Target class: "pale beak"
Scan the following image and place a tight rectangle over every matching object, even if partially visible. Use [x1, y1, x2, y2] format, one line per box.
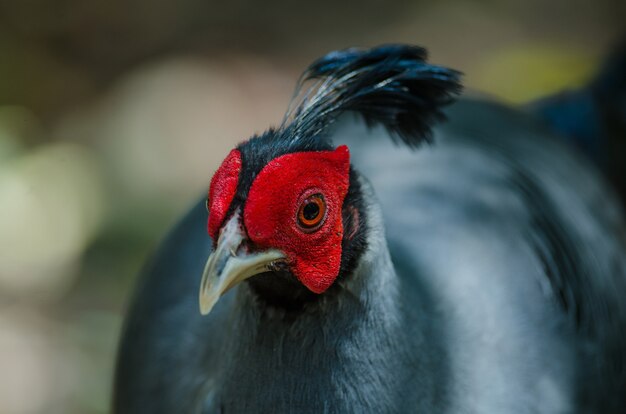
[199, 210, 286, 315]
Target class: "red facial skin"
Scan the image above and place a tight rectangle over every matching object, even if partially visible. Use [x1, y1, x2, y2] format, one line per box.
[207, 149, 242, 241]
[244, 146, 351, 293]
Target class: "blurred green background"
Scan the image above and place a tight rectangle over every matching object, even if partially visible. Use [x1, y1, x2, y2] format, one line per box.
[0, 0, 624, 412]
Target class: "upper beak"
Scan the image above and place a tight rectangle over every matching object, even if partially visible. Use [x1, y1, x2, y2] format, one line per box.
[199, 210, 286, 315]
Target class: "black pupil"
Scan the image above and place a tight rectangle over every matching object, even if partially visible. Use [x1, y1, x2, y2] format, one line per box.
[303, 201, 320, 221]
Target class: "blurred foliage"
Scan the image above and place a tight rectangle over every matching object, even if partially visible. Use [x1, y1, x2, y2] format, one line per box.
[472, 46, 597, 103]
[0, 0, 624, 413]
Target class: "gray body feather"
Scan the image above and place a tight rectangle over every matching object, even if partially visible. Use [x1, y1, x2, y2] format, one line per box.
[114, 99, 626, 413]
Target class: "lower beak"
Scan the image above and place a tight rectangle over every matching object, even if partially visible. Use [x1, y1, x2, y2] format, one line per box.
[199, 211, 286, 315]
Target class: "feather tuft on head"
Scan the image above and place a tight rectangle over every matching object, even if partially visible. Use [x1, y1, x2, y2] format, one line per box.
[280, 44, 463, 147]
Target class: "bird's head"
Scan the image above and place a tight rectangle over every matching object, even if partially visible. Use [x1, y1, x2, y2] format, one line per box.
[199, 45, 461, 315]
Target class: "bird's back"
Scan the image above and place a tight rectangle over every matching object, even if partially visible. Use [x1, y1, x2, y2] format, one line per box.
[338, 98, 626, 411]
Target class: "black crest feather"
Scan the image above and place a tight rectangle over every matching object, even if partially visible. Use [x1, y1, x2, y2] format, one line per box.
[280, 44, 463, 147]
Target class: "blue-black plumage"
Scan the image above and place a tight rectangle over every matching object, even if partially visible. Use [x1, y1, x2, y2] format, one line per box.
[113, 45, 626, 413]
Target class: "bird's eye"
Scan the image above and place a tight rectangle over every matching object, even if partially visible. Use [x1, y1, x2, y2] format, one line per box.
[297, 194, 326, 231]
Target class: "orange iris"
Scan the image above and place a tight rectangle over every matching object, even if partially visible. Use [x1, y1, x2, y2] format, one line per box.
[297, 194, 326, 230]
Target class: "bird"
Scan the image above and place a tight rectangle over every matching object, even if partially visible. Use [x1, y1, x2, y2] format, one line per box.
[113, 44, 626, 413]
